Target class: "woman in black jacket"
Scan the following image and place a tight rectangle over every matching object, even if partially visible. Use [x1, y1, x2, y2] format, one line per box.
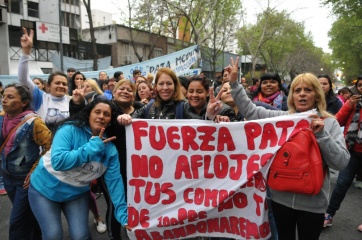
[318, 74, 342, 115]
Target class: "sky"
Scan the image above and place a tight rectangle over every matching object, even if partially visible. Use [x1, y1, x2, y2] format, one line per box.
[92, 0, 334, 53]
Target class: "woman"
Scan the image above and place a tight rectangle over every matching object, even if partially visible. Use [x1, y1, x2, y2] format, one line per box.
[118, 68, 200, 122]
[219, 81, 245, 121]
[69, 78, 108, 234]
[28, 98, 130, 239]
[317, 74, 342, 114]
[68, 71, 86, 96]
[1, 83, 52, 240]
[324, 76, 362, 231]
[252, 72, 288, 110]
[186, 75, 235, 121]
[213, 57, 350, 240]
[100, 79, 144, 240]
[70, 79, 105, 115]
[337, 87, 352, 104]
[135, 80, 154, 104]
[19, 28, 70, 131]
[32, 78, 46, 92]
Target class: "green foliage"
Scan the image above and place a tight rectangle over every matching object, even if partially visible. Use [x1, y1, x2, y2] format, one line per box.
[236, 8, 326, 78]
[329, 16, 362, 81]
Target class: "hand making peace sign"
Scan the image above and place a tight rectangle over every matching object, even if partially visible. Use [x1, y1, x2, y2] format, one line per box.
[206, 87, 224, 120]
[20, 27, 34, 55]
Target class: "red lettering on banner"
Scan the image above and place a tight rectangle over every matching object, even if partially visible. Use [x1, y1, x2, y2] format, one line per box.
[129, 179, 176, 204]
[132, 121, 148, 150]
[245, 122, 262, 150]
[247, 154, 260, 180]
[253, 193, 264, 216]
[276, 120, 295, 145]
[290, 119, 310, 136]
[183, 188, 219, 207]
[128, 207, 150, 228]
[181, 126, 199, 151]
[219, 191, 248, 211]
[254, 172, 266, 192]
[135, 216, 271, 239]
[240, 170, 267, 192]
[132, 122, 237, 151]
[131, 155, 163, 178]
[259, 123, 278, 149]
[197, 126, 216, 151]
[175, 154, 246, 180]
[260, 153, 274, 167]
[168, 126, 181, 149]
[245, 119, 310, 150]
[149, 126, 166, 150]
[217, 127, 236, 151]
[229, 154, 247, 180]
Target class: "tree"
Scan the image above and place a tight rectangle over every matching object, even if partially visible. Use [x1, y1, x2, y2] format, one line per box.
[125, 0, 167, 62]
[328, 16, 362, 82]
[83, 0, 98, 70]
[236, 6, 289, 78]
[162, 0, 219, 46]
[199, 0, 243, 77]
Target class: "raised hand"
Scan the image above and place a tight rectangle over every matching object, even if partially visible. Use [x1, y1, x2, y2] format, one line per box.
[206, 87, 223, 120]
[20, 27, 34, 55]
[98, 128, 116, 143]
[72, 85, 85, 105]
[225, 57, 239, 83]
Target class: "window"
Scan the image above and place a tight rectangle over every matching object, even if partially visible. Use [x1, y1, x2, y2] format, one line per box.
[28, 1, 39, 18]
[5, 0, 23, 14]
[154, 48, 163, 58]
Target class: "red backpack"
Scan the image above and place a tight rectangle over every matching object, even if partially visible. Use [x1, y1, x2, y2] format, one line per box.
[267, 128, 326, 195]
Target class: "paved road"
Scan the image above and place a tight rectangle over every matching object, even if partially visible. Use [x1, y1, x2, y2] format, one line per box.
[0, 171, 361, 239]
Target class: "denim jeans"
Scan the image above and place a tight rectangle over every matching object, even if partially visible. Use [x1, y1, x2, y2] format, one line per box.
[327, 150, 362, 216]
[3, 174, 41, 240]
[28, 184, 92, 240]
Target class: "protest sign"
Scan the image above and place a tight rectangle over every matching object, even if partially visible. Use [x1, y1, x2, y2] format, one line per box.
[126, 112, 313, 239]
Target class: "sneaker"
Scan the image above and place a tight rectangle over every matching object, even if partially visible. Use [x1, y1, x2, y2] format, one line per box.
[324, 213, 333, 227]
[355, 181, 362, 189]
[94, 219, 107, 233]
[0, 189, 7, 195]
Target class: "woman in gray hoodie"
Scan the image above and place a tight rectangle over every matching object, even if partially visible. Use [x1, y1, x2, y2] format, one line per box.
[209, 57, 350, 240]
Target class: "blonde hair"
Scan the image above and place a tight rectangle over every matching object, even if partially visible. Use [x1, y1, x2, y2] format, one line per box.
[287, 73, 333, 118]
[113, 79, 136, 94]
[85, 79, 103, 95]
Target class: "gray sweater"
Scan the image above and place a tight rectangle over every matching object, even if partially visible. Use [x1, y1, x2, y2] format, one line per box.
[230, 81, 350, 213]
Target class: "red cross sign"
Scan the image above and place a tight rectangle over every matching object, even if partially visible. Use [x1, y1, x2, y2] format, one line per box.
[38, 23, 48, 33]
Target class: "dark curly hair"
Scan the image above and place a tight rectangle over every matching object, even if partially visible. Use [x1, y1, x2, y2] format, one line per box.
[3, 83, 33, 111]
[54, 98, 117, 135]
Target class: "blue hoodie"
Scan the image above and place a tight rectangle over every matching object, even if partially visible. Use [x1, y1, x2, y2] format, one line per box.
[30, 123, 128, 225]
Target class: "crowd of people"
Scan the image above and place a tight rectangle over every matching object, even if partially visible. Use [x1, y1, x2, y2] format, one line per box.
[0, 27, 360, 240]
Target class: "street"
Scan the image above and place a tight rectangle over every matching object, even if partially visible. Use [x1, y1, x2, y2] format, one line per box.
[0, 171, 361, 239]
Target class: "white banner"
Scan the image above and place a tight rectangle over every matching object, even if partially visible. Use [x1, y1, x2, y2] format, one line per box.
[125, 112, 314, 239]
[36, 22, 70, 44]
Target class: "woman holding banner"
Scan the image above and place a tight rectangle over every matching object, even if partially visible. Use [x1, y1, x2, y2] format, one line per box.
[117, 67, 201, 122]
[208, 57, 350, 240]
[185, 75, 236, 121]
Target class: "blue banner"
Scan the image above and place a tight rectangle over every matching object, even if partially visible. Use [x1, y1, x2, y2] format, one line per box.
[0, 45, 200, 85]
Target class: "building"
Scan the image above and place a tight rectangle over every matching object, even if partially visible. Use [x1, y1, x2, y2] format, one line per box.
[0, 0, 83, 74]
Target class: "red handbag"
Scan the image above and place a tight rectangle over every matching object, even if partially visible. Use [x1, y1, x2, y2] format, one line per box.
[267, 128, 326, 195]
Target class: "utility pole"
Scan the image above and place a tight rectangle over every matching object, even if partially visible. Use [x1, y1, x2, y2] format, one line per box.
[59, 0, 64, 72]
